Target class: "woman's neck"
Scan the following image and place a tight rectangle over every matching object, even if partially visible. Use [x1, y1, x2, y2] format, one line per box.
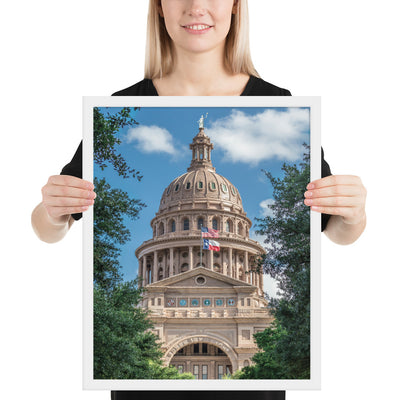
[153, 47, 249, 96]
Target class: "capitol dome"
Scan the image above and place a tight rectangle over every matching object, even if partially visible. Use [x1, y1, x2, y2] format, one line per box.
[159, 128, 243, 214]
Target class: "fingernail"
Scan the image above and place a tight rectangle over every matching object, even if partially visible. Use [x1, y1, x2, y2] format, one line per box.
[307, 183, 314, 189]
[304, 191, 312, 198]
[304, 199, 313, 205]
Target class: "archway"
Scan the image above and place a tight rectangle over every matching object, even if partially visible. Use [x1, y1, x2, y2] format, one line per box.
[164, 334, 238, 378]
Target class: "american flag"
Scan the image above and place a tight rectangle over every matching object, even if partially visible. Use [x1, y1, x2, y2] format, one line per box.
[201, 227, 219, 238]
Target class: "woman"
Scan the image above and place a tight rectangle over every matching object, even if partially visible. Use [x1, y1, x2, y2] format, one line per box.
[32, 1, 367, 399]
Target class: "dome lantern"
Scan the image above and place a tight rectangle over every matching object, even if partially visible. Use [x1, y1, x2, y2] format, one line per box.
[188, 115, 214, 172]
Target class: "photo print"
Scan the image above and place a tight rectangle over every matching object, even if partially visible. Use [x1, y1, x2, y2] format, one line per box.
[83, 96, 321, 390]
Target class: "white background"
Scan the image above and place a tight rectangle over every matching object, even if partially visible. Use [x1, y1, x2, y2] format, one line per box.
[1, 1, 399, 400]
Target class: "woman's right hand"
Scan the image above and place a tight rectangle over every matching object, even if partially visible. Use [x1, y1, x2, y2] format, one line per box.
[41, 175, 96, 223]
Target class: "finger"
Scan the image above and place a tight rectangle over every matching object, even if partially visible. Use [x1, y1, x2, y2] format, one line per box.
[304, 185, 362, 199]
[43, 185, 96, 200]
[44, 196, 95, 208]
[304, 196, 363, 208]
[45, 205, 91, 219]
[48, 175, 94, 190]
[307, 175, 362, 190]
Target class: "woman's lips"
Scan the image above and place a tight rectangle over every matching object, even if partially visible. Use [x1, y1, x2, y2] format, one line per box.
[182, 24, 213, 34]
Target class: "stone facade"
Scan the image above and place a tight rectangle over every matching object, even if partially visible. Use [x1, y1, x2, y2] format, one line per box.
[135, 123, 273, 379]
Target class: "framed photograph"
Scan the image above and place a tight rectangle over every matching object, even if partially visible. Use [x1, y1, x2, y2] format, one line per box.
[83, 96, 321, 390]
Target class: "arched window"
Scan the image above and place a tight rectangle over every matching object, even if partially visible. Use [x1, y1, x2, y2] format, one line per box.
[198, 218, 204, 230]
[226, 220, 231, 233]
[238, 222, 243, 236]
[183, 218, 189, 231]
[170, 220, 176, 232]
[159, 222, 164, 235]
[212, 218, 218, 230]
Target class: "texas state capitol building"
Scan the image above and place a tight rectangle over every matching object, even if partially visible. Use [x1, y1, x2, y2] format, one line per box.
[135, 116, 273, 379]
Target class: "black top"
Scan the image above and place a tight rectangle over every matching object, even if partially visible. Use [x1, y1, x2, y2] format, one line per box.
[61, 76, 331, 400]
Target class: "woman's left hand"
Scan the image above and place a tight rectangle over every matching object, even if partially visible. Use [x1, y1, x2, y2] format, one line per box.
[304, 175, 367, 244]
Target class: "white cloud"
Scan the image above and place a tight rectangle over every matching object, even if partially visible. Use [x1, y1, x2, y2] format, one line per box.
[259, 198, 275, 218]
[207, 108, 309, 165]
[125, 125, 177, 155]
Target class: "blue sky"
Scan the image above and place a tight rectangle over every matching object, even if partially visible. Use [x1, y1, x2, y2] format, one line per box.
[94, 106, 310, 296]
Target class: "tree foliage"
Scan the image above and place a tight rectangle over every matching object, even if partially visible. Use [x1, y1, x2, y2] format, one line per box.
[94, 107, 142, 180]
[237, 146, 311, 379]
[94, 279, 194, 379]
[93, 177, 145, 291]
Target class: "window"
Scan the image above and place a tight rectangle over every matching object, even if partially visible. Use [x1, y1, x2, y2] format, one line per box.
[198, 218, 204, 230]
[193, 365, 199, 379]
[221, 183, 228, 193]
[183, 218, 189, 231]
[175, 184, 180, 191]
[212, 218, 218, 230]
[218, 365, 224, 379]
[198, 181, 203, 189]
[170, 220, 176, 232]
[177, 365, 184, 373]
[211, 182, 216, 190]
[159, 223, 164, 235]
[231, 186, 236, 195]
[194, 344, 199, 354]
[202, 343, 208, 354]
[202, 365, 208, 380]
[186, 182, 191, 189]
[226, 220, 231, 232]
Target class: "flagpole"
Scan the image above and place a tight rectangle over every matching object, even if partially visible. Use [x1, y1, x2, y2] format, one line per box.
[200, 224, 203, 268]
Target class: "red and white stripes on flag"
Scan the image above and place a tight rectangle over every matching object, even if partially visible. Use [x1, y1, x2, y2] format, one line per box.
[201, 227, 219, 238]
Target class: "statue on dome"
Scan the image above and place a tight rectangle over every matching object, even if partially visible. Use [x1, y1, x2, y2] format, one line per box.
[198, 113, 208, 129]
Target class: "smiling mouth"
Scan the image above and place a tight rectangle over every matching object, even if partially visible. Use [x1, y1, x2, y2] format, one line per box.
[182, 24, 213, 31]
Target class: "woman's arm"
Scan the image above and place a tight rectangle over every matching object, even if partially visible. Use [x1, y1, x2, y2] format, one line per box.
[31, 175, 96, 243]
[304, 175, 367, 245]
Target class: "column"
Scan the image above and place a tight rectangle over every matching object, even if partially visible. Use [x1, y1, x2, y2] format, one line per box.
[169, 248, 174, 277]
[228, 247, 233, 278]
[235, 252, 239, 279]
[153, 250, 158, 283]
[211, 360, 216, 380]
[189, 246, 193, 270]
[138, 258, 143, 287]
[143, 255, 147, 286]
[244, 251, 249, 284]
[222, 249, 227, 275]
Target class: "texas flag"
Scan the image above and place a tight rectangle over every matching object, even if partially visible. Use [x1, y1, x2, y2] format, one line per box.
[203, 239, 220, 252]
[201, 227, 219, 238]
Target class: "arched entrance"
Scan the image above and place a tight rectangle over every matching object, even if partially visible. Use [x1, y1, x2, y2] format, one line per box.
[164, 335, 237, 379]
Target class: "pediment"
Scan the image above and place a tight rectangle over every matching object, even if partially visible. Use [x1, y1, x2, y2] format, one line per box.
[148, 267, 253, 289]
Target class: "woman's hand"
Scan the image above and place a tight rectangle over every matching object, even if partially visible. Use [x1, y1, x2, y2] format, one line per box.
[41, 175, 96, 223]
[32, 175, 96, 243]
[304, 175, 367, 244]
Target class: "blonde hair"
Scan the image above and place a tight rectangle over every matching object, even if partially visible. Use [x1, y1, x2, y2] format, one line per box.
[144, 0, 260, 79]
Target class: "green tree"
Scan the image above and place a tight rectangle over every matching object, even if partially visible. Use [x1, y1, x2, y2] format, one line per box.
[93, 279, 195, 379]
[94, 106, 142, 180]
[94, 177, 145, 291]
[238, 147, 311, 379]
